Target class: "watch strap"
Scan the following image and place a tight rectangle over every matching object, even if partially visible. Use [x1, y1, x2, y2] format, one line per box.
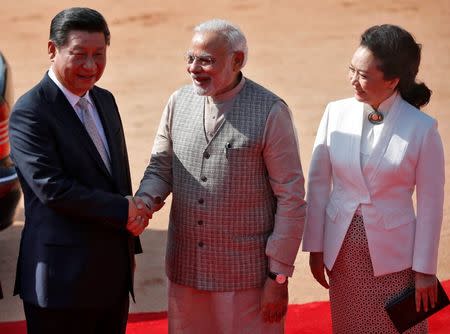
[268, 271, 278, 280]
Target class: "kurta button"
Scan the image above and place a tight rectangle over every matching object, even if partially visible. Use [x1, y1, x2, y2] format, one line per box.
[198, 198, 204, 204]
[203, 152, 210, 159]
[198, 220, 203, 225]
[201, 176, 207, 182]
[198, 241, 204, 247]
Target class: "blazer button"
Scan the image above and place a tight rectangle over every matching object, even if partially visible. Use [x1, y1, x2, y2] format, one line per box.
[198, 198, 204, 204]
[201, 176, 207, 182]
[203, 152, 210, 159]
[198, 241, 204, 248]
[198, 220, 203, 226]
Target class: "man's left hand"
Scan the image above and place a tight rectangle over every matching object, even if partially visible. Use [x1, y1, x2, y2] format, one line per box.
[261, 277, 288, 323]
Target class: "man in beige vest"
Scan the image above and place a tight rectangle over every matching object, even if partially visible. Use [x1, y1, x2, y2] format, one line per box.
[136, 19, 306, 333]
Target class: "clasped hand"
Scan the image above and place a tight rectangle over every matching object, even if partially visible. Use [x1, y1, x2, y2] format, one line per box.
[126, 195, 152, 236]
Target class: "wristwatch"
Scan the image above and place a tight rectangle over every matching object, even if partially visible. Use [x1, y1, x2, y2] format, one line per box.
[268, 271, 287, 284]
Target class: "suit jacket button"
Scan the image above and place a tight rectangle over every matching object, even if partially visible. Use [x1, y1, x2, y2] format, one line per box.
[201, 176, 207, 182]
[198, 198, 204, 204]
[203, 152, 210, 159]
[198, 220, 203, 226]
[198, 241, 204, 247]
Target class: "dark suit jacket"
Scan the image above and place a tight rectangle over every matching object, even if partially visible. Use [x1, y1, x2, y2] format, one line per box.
[9, 73, 141, 309]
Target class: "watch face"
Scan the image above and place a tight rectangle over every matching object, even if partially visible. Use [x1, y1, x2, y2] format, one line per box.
[276, 274, 287, 284]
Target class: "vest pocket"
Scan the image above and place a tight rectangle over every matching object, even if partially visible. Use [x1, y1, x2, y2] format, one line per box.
[225, 146, 255, 161]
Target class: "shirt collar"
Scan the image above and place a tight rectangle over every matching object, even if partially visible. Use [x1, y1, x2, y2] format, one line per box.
[377, 91, 398, 114]
[48, 68, 93, 108]
[207, 72, 245, 104]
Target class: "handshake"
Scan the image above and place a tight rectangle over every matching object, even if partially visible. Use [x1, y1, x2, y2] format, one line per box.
[125, 195, 164, 236]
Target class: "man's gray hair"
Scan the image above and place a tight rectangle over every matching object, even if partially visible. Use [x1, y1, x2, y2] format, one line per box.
[194, 19, 248, 67]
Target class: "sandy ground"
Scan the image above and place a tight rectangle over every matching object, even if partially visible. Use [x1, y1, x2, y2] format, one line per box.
[1, 0, 449, 322]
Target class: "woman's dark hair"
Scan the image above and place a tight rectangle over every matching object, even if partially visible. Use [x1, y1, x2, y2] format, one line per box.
[50, 7, 110, 47]
[360, 24, 431, 109]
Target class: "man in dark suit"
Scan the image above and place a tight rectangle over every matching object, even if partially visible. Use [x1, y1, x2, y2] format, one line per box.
[9, 7, 150, 334]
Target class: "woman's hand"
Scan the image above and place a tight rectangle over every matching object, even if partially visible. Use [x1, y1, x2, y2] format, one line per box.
[309, 252, 329, 289]
[415, 271, 437, 312]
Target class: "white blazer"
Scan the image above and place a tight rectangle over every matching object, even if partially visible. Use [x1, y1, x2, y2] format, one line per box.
[302, 95, 445, 276]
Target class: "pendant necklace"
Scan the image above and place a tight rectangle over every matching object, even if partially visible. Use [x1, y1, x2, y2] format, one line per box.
[368, 109, 384, 124]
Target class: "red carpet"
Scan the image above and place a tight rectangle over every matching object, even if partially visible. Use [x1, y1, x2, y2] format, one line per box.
[1, 281, 449, 333]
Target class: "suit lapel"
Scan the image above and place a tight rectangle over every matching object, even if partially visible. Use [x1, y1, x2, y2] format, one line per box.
[335, 99, 367, 190]
[362, 94, 405, 183]
[348, 101, 364, 174]
[349, 101, 370, 190]
[42, 75, 112, 180]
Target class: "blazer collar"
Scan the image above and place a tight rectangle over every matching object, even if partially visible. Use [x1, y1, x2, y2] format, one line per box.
[346, 100, 368, 190]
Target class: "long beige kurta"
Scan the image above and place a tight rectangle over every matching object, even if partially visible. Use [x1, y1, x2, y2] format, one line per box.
[138, 75, 306, 333]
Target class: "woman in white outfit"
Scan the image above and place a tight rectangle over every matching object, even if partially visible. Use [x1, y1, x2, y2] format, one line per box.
[302, 24, 445, 333]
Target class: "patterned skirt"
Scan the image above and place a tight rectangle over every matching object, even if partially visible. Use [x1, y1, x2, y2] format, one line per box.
[328, 213, 428, 333]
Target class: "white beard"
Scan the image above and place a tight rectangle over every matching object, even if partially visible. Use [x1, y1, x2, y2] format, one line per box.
[193, 83, 215, 96]
[192, 83, 209, 96]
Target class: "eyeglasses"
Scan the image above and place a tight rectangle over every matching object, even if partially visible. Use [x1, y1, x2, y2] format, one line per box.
[184, 53, 216, 67]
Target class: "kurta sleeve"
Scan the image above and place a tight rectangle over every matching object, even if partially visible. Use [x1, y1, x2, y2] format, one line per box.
[263, 100, 306, 276]
[136, 92, 177, 207]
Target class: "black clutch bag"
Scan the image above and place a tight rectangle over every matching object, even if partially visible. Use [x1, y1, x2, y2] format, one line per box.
[385, 279, 450, 333]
